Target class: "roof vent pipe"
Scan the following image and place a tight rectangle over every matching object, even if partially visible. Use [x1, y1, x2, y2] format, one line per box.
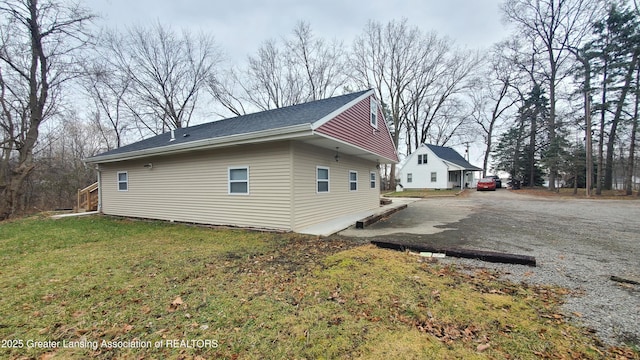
[170, 129, 175, 142]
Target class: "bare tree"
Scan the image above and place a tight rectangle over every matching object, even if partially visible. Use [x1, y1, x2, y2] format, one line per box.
[104, 23, 221, 134]
[243, 39, 306, 110]
[502, 0, 599, 191]
[471, 43, 520, 177]
[351, 19, 430, 188]
[0, 0, 94, 219]
[403, 46, 482, 149]
[568, 45, 595, 196]
[286, 21, 347, 101]
[351, 19, 481, 187]
[210, 21, 347, 115]
[82, 58, 132, 150]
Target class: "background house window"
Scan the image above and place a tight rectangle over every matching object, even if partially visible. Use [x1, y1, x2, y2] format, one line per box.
[117, 172, 128, 191]
[317, 167, 329, 193]
[229, 167, 249, 194]
[370, 172, 376, 189]
[407, 173, 412, 183]
[431, 172, 437, 182]
[418, 154, 427, 165]
[370, 97, 378, 128]
[349, 171, 358, 191]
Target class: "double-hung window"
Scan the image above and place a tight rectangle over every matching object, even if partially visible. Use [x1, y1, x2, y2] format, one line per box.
[370, 172, 376, 189]
[117, 172, 128, 191]
[349, 171, 358, 191]
[370, 97, 378, 128]
[418, 154, 427, 165]
[431, 172, 437, 182]
[317, 167, 329, 193]
[407, 173, 413, 183]
[229, 167, 249, 194]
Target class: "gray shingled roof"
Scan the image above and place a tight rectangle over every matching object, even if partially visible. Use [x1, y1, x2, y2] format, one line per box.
[425, 144, 482, 171]
[92, 90, 370, 159]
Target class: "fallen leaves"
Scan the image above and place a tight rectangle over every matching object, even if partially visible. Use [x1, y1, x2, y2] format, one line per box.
[415, 318, 481, 344]
[168, 296, 185, 312]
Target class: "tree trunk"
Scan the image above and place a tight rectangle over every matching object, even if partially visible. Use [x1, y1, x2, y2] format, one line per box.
[605, 52, 638, 190]
[548, 63, 557, 192]
[627, 66, 639, 196]
[584, 57, 593, 197]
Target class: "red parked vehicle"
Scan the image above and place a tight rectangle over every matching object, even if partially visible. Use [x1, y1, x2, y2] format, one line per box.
[477, 177, 497, 191]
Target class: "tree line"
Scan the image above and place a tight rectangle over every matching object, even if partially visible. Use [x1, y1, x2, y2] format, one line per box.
[1, 0, 639, 219]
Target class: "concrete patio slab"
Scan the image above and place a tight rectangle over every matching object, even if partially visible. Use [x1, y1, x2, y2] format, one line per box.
[297, 198, 417, 237]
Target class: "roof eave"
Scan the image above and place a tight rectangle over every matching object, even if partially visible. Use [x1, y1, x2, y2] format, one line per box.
[312, 132, 399, 164]
[84, 124, 313, 164]
[442, 160, 482, 171]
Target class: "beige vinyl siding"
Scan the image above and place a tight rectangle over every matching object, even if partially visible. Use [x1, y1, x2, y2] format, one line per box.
[100, 142, 292, 230]
[291, 142, 379, 230]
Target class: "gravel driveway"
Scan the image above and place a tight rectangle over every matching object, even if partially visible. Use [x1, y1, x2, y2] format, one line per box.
[340, 190, 640, 347]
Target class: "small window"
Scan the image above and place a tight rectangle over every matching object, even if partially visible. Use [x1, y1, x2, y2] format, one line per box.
[431, 172, 437, 182]
[370, 97, 378, 128]
[349, 171, 358, 191]
[229, 167, 249, 194]
[407, 173, 413, 183]
[317, 166, 329, 193]
[117, 171, 128, 191]
[370, 171, 376, 189]
[418, 154, 427, 165]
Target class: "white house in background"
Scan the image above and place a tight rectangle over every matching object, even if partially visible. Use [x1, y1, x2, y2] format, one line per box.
[397, 144, 482, 190]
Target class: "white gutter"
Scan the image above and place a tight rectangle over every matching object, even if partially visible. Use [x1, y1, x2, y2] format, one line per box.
[85, 123, 313, 164]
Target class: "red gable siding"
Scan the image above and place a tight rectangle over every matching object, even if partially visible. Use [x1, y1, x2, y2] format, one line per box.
[314, 95, 398, 162]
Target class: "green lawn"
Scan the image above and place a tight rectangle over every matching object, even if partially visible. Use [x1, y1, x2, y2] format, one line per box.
[0, 216, 637, 359]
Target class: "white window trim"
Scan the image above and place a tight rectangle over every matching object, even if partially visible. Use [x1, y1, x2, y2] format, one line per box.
[407, 173, 413, 183]
[349, 170, 358, 192]
[370, 171, 377, 189]
[228, 166, 250, 195]
[370, 97, 378, 129]
[431, 172, 437, 183]
[117, 171, 128, 192]
[316, 166, 330, 194]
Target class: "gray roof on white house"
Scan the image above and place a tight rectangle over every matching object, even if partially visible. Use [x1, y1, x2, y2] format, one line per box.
[90, 90, 370, 160]
[425, 144, 482, 171]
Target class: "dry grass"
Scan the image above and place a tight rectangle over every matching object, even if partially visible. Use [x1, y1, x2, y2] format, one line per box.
[513, 188, 640, 200]
[0, 216, 638, 359]
[384, 189, 463, 198]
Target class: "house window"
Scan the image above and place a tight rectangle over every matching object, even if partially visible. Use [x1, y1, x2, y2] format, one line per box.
[349, 171, 358, 191]
[117, 171, 128, 191]
[418, 154, 427, 165]
[370, 171, 377, 189]
[407, 173, 413, 183]
[431, 172, 437, 182]
[449, 172, 458, 182]
[370, 97, 378, 128]
[229, 167, 249, 194]
[317, 166, 329, 193]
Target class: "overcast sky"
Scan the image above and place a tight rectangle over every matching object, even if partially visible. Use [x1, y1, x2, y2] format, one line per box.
[84, 0, 513, 164]
[86, 0, 511, 62]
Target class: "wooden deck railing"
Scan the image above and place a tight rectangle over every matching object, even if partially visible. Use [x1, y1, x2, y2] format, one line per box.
[77, 182, 99, 212]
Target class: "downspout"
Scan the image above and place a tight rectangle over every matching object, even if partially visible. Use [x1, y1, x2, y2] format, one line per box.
[95, 164, 102, 213]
